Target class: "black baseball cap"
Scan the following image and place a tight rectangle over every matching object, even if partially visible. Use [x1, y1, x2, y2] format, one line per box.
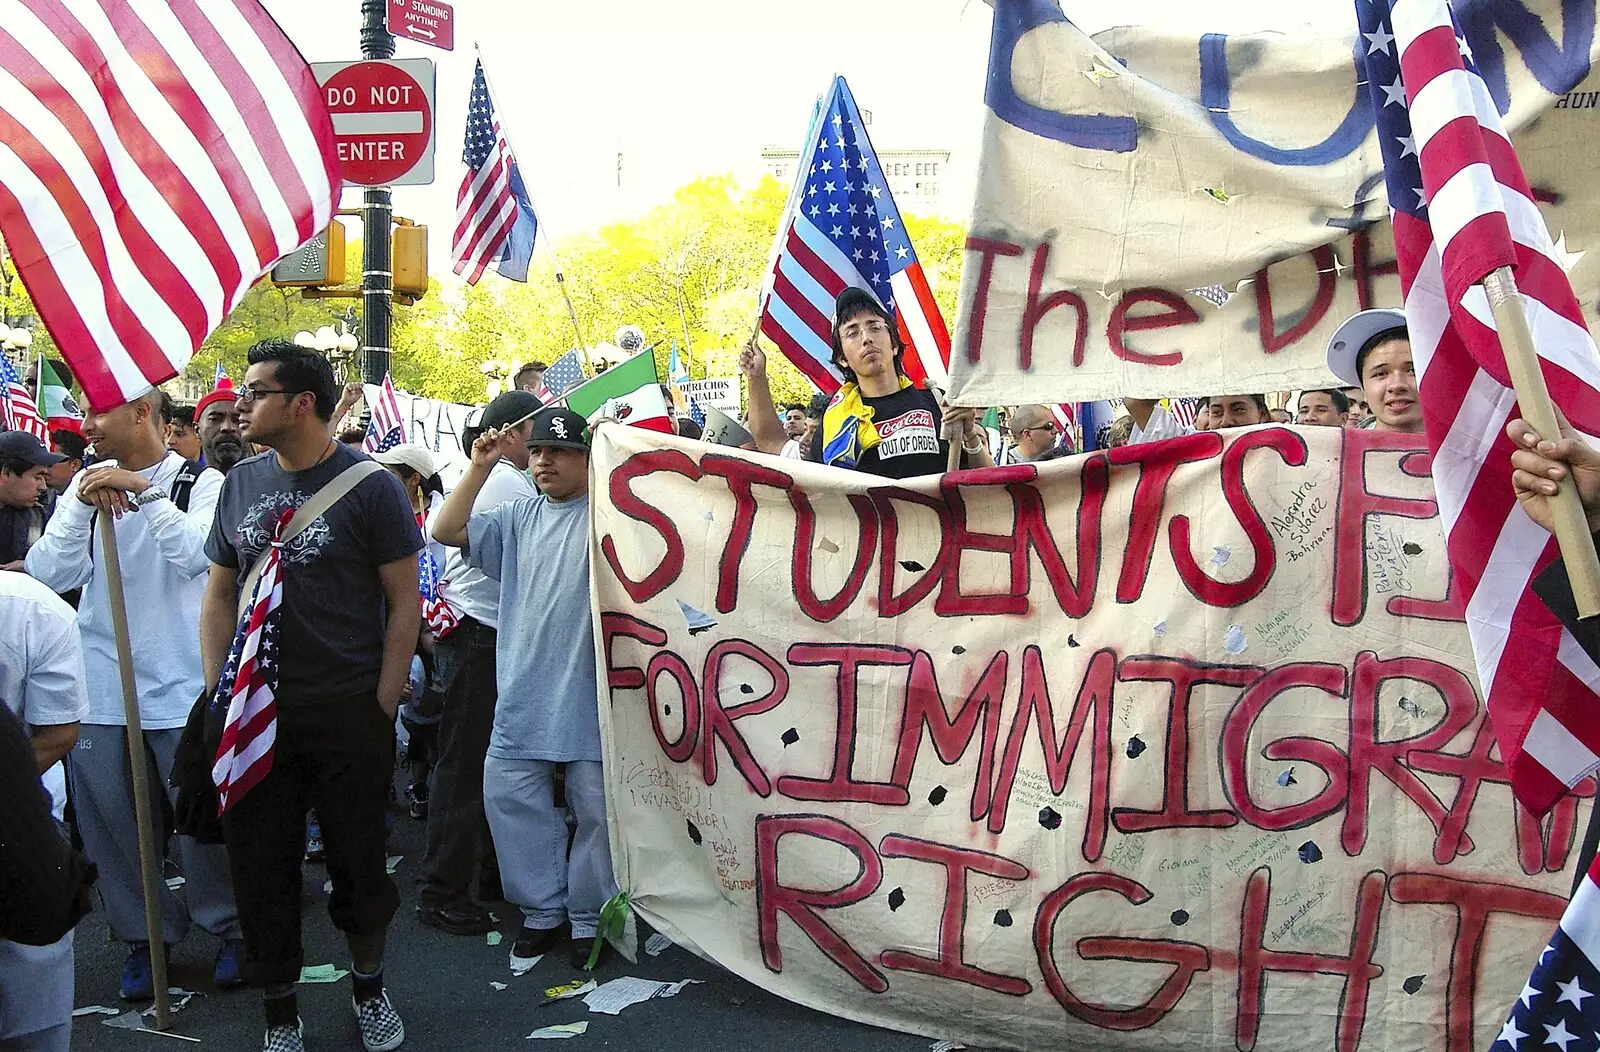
[480, 390, 543, 431]
[0, 431, 66, 466]
[527, 407, 590, 452]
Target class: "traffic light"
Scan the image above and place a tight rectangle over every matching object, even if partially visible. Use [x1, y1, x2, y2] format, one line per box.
[393, 223, 428, 299]
[271, 222, 346, 287]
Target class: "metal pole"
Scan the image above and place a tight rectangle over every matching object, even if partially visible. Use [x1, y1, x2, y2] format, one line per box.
[359, 0, 393, 384]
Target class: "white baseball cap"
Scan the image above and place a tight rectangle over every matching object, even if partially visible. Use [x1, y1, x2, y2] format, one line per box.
[369, 442, 437, 479]
[1326, 308, 1408, 388]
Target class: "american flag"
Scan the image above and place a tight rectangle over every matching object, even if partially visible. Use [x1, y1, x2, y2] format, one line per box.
[0, 356, 45, 439]
[0, 0, 339, 413]
[1488, 855, 1598, 1052]
[1166, 397, 1202, 430]
[418, 546, 458, 638]
[452, 59, 538, 285]
[687, 398, 707, 428]
[364, 374, 405, 454]
[211, 509, 288, 812]
[539, 349, 586, 402]
[1360, 0, 1600, 815]
[759, 75, 950, 394]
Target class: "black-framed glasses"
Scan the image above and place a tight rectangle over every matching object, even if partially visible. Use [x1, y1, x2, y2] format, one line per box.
[236, 387, 302, 404]
[1001, 425, 1056, 438]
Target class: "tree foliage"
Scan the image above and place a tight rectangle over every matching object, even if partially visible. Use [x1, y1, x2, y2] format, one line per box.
[9, 176, 971, 411]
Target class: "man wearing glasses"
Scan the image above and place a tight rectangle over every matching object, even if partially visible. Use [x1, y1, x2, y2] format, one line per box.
[1004, 405, 1068, 464]
[201, 339, 421, 1052]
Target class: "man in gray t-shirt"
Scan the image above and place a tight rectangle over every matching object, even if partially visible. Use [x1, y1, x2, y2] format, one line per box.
[433, 406, 618, 970]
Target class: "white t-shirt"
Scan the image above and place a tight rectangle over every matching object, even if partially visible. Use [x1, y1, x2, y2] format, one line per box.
[781, 438, 805, 460]
[26, 453, 221, 730]
[437, 459, 536, 630]
[0, 571, 87, 818]
[1128, 404, 1194, 446]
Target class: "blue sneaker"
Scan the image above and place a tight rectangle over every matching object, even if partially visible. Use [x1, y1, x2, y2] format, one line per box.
[120, 944, 154, 1001]
[214, 938, 248, 989]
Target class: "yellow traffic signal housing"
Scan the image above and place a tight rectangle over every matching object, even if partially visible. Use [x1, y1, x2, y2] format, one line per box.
[393, 224, 428, 298]
[270, 222, 346, 287]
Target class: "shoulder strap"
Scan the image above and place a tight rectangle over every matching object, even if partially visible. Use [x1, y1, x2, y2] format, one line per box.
[235, 460, 383, 620]
[170, 459, 206, 513]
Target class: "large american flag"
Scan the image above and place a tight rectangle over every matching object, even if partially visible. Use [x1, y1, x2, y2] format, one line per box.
[1360, 0, 1600, 815]
[452, 59, 538, 285]
[364, 373, 405, 454]
[0, 0, 339, 413]
[0, 356, 45, 439]
[211, 509, 288, 812]
[759, 76, 950, 394]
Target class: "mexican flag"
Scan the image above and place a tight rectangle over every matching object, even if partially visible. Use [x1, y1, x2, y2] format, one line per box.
[565, 351, 672, 434]
[39, 359, 82, 433]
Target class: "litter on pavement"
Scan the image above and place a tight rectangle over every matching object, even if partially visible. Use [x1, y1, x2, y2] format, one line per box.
[297, 964, 348, 984]
[582, 977, 702, 1015]
[644, 933, 671, 957]
[527, 1022, 589, 1039]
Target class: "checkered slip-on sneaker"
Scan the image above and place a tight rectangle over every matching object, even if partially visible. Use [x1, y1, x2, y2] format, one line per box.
[261, 1020, 305, 1052]
[353, 991, 405, 1052]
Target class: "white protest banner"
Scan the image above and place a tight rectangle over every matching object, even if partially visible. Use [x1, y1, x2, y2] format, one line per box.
[680, 378, 740, 416]
[363, 384, 476, 475]
[591, 422, 1586, 1052]
[949, 0, 1600, 404]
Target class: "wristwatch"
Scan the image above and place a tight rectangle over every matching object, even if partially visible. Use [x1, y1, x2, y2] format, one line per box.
[134, 486, 168, 507]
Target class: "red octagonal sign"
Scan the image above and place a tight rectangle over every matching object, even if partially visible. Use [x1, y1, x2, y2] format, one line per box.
[312, 58, 436, 187]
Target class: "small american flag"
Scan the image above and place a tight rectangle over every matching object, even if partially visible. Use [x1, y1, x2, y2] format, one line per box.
[364, 374, 405, 454]
[0, 0, 339, 413]
[0, 357, 46, 439]
[211, 509, 289, 812]
[687, 399, 707, 428]
[452, 60, 537, 285]
[418, 546, 458, 638]
[1166, 397, 1201, 430]
[759, 75, 949, 394]
[540, 349, 587, 401]
[1359, 0, 1600, 815]
[1487, 855, 1597, 1052]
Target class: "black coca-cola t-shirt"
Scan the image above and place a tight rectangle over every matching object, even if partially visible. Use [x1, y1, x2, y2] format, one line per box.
[808, 385, 951, 479]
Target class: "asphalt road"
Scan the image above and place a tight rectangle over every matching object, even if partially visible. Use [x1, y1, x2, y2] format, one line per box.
[66, 787, 951, 1052]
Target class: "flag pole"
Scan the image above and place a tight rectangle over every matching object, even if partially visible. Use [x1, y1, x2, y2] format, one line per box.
[96, 511, 174, 1029]
[1483, 265, 1600, 617]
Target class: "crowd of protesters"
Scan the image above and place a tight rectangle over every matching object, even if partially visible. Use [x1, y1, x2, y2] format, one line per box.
[2, 282, 1580, 1052]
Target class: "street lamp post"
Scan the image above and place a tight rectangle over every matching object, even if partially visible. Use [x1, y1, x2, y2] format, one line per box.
[358, 0, 393, 385]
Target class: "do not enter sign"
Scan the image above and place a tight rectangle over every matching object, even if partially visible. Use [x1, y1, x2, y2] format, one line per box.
[311, 58, 436, 187]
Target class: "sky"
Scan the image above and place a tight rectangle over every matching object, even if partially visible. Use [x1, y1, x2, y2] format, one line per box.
[260, 0, 1354, 272]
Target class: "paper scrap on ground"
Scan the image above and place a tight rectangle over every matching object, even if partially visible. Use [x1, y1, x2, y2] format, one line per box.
[541, 979, 596, 1004]
[145, 989, 198, 1016]
[644, 933, 671, 957]
[385, 855, 403, 874]
[298, 964, 349, 984]
[323, 879, 333, 894]
[103, 1011, 146, 1030]
[164, 876, 186, 890]
[583, 977, 702, 1015]
[491, 981, 508, 991]
[486, 931, 503, 946]
[527, 1022, 589, 1039]
[509, 952, 543, 976]
[931, 1042, 967, 1052]
[73, 1005, 120, 1017]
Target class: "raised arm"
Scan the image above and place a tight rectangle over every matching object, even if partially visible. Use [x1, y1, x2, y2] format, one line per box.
[433, 428, 515, 549]
[739, 334, 789, 456]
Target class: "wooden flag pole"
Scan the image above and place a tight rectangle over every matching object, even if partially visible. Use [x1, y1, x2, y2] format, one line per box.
[97, 511, 173, 1029]
[1483, 265, 1600, 618]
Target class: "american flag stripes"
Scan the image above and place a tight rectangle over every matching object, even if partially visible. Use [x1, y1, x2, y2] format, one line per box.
[418, 545, 458, 638]
[0, 356, 45, 439]
[1359, 0, 1600, 815]
[0, 0, 340, 412]
[759, 76, 950, 394]
[452, 59, 538, 285]
[211, 508, 288, 812]
[1166, 397, 1201, 431]
[364, 374, 405, 454]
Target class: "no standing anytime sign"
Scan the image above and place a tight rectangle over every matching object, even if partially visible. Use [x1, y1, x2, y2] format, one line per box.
[310, 59, 437, 188]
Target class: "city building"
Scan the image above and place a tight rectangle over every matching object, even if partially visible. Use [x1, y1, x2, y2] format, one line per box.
[760, 110, 954, 218]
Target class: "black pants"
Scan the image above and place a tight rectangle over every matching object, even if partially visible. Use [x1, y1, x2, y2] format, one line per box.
[221, 698, 399, 987]
[418, 619, 500, 908]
